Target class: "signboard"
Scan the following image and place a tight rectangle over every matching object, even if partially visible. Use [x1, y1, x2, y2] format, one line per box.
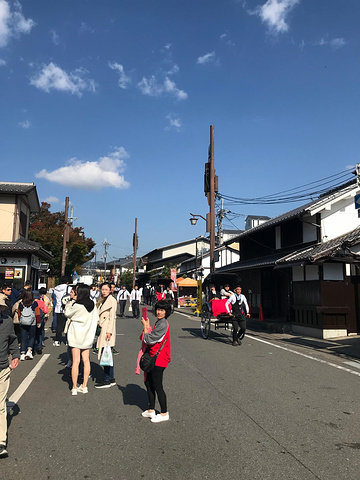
[31, 255, 40, 269]
[5, 269, 14, 279]
[14, 268, 23, 279]
[355, 194, 360, 209]
[196, 279, 202, 315]
[171, 268, 177, 291]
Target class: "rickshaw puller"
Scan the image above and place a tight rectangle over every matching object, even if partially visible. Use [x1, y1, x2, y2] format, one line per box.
[225, 286, 250, 346]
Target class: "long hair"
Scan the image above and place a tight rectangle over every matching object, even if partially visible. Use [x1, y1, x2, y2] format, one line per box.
[22, 290, 34, 307]
[75, 283, 90, 303]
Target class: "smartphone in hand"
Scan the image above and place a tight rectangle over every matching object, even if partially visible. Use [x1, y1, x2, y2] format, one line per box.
[142, 307, 147, 320]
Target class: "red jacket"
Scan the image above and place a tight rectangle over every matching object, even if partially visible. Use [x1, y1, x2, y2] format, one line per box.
[149, 322, 171, 368]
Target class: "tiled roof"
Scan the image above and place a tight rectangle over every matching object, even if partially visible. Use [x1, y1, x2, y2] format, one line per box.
[0, 182, 40, 212]
[276, 227, 360, 265]
[0, 239, 53, 260]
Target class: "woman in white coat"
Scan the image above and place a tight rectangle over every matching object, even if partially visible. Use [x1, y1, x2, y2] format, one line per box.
[95, 282, 117, 389]
[64, 284, 99, 395]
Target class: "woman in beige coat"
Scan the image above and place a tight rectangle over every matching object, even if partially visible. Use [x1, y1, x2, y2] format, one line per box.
[95, 282, 118, 389]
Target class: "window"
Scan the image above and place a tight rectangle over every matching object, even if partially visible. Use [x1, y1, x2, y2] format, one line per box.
[323, 263, 343, 281]
[19, 211, 27, 237]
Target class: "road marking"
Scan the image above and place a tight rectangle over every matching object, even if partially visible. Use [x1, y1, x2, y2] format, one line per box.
[176, 311, 197, 320]
[248, 335, 360, 377]
[344, 360, 360, 369]
[7, 354, 50, 409]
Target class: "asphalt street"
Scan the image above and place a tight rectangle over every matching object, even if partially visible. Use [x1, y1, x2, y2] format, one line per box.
[2, 307, 360, 480]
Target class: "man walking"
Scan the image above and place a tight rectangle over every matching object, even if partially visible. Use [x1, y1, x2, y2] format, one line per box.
[116, 285, 130, 317]
[0, 294, 20, 458]
[130, 285, 140, 319]
[52, 276, 71, 346]
[225, 285, 250, 346]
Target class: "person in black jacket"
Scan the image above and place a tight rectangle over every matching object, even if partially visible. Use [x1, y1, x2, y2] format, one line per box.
[0, 294, 20, 457]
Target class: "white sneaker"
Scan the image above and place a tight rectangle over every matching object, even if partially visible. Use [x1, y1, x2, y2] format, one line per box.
[53, 341, 60, 347]
[150, 413, 169, 423]
[25, 350, 33, 360]
[20, 353, 26, 361]
[77, 386, 88, 394]
[142, 410, 156, 419]
[71, 388, 78, 396]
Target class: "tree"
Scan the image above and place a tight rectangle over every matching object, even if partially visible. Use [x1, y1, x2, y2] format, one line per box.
[29, 202, 96, 278]
[119, 269, 133, 291]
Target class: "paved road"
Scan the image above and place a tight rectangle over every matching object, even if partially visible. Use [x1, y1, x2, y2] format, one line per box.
[2, 308, 360, 480]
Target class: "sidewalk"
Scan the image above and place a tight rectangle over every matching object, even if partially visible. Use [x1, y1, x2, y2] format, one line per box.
[247, 317, 360, 361]
[176, 307, 360, 361]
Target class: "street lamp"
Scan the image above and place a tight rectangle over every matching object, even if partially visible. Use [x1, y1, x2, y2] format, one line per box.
[189, 213, 206, 226]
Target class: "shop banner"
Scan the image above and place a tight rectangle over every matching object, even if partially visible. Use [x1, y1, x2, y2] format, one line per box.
[171, 268, 177, 291]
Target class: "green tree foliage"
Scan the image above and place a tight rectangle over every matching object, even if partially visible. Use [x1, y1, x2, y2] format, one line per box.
[29, 202, 96, 277]
[119, 269, 133, 291]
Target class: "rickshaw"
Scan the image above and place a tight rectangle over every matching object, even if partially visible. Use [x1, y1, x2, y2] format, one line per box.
[200, 298, 235, 339]
[200, 272, 243, 340]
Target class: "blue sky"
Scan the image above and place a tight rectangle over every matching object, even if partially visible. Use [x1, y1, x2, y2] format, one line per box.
[1, 0, 359, 260]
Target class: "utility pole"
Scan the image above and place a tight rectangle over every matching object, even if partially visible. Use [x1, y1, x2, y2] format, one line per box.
[103, 239, 110, 281]
[61, 197, 70, 276]
[205, 126, 218, 273]
[132, 218, 138, 288]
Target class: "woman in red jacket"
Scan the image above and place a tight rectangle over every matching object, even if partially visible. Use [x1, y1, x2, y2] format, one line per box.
[141, 300, 171, 423]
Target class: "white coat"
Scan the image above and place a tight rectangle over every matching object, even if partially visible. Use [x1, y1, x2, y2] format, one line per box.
[64, 301, 99, 349]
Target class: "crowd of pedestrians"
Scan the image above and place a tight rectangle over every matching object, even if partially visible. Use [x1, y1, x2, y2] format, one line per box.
[1, 275, 250, 458]
[0, 277, 175, 459]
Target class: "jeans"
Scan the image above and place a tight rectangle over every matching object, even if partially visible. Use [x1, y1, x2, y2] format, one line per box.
[20, 324, 36, 352]
[103, 365, 114, 382]
[34, 321, 45, 350]
[55, 313, 66, 343]
[51, 311, 57, 333]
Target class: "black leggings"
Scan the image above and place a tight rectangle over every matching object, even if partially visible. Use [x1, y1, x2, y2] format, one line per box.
[144, 366, 167, 413]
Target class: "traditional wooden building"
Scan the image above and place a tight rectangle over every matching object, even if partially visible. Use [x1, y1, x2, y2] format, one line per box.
[216, 181, 360, 339]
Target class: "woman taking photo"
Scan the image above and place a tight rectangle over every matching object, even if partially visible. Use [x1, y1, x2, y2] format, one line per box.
[141, 299, 171, 423]
[95, 282, 117, 389]
[64, 283, 99, 396]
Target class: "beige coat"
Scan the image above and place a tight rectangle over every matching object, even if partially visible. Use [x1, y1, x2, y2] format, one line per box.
[96, 295, 117, 358]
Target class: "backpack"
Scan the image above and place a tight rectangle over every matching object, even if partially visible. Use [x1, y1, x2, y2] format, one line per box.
[20, 305, 36, 326]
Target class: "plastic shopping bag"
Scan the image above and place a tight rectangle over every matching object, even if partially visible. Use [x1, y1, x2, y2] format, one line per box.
[100, 341, 113, 367]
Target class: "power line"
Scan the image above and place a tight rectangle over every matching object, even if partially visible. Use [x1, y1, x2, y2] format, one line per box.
[219, 169, 355, 206]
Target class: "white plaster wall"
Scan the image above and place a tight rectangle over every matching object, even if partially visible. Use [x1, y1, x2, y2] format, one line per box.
[321, 198, 359, 241]
[0, 195, 16, 242]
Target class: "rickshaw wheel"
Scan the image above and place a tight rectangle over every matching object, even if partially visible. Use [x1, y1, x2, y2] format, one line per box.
[201, 309, 211, 339]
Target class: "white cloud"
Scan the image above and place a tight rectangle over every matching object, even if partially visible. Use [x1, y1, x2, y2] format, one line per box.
[249, 0, 300, 34]
[197, 51, 216, 65]
[137, 75, 187, 100]
[50, 29, 60, 45]
[0, 0, 35, 48]
[165, 113, 182, 132]
[30, 62, 96, 96]
[220, 33, 235, 47]
[314, 36, 346, 49]
[35, 147, 130, 190]
[108, 62, 132, 89]
[0, 57, 5, 66]
[18, 120, 31, 128]
[42, 196, 59, 204]
[167, 64, 179, 75]
[79, 21, 94, 34]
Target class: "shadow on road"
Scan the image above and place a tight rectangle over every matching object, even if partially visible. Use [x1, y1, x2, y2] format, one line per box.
[117, 383, 148, 411]
[181, 327, 232, 345]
